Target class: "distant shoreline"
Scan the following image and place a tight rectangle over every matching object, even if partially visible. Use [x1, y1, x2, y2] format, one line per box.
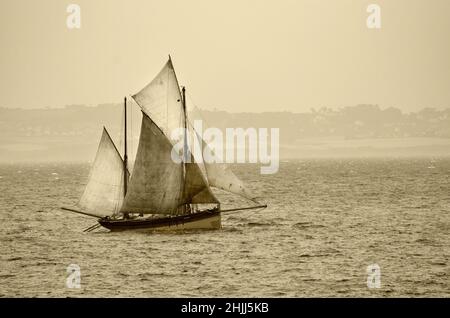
[1, 104, 450, 162]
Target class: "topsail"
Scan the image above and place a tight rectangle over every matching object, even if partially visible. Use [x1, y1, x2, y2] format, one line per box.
[132, 59, 183, 145]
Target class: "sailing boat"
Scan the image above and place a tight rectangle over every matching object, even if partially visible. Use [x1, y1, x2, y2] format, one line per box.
[61, 57, 266, 232]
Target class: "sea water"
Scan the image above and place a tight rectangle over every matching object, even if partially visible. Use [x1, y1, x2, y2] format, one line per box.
[0, 158, 449, 297]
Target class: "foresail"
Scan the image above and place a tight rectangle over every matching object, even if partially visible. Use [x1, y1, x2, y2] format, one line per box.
[78, 128, 125, 217]
[120, 113, 184, 215]
[132, 59, 183, 144]
[204, 162, 259, 202]
[181, 125, 218, 204]
[183, 157, 219, 204]
[198, 134, 259, 203]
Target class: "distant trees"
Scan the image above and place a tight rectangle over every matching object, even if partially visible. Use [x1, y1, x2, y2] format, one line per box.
[199, 104, 450, 141]
[1, 104, 450, 142]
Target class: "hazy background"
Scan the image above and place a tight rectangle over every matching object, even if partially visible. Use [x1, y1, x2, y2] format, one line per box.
[0, 0, 449, 112]
[0, 0, 450, 162]
[1, 104, 450, 162]
[1, 2, 449, 298]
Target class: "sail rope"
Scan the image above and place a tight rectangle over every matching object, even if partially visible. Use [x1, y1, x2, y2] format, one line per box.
[115, 105, 125, 214]
[129, 95, 132, 169]
[166, 67, 170, 134]
[221, 205, 267, 215]
[185, 92, 210, 174]
[186, 91, 213, 131]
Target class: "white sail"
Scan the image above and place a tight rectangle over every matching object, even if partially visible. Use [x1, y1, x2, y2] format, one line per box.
[78, 128, 125, 216]
[184, 118, 258, 203]
[132, 59, 183, 144]
[179, 124, 219, 204]
[183, 159, 219, 204]
[71, 58, 264, 224]
[120, 113, 219, 214]
[204, 162, 258, 202]
[120, 113, 184, 214]
[196, 130, 259, 203]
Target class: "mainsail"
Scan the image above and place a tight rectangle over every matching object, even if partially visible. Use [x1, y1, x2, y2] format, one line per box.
[119, 113, 183, 214]
[78, 128, 126, 216]
[119, 113, 218, 215]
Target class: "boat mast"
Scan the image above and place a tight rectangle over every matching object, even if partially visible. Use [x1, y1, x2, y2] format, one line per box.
[182, 86, 187, 162]
[182, 86, 188, 213]
[123, 96, 128, 196]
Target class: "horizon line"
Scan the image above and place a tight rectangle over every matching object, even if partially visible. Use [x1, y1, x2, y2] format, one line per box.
[1, 104, 450, 115]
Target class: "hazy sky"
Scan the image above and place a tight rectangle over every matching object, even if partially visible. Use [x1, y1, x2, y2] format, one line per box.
[0, 0, 449, 112]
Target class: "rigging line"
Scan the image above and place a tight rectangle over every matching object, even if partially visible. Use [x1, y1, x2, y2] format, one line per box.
[186, 91, 218, 134]
[188, 99, 221, 194]
[114, 171, 121, 213]
[83, 223, 99, 232]
[129, 95, 132, 168]
[166, 66, 170, 133]
[117, 103, 125, 159]
[185, 91, 263, 206]
[184, 91, 213, 164]
[85, 223, 102, 233]
[186, 91, 211, 129]
[185, 116, 223, 194]
[185, 120, 212, 185]
[221, 206, 267, 215]
[103, 127, 126, 164]
[166, 62, 185, 208]
[185, 91, 218, 175]
[114, 101, 126, 213]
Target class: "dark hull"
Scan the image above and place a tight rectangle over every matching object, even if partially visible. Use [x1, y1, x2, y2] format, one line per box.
[98, 210, 221, 232]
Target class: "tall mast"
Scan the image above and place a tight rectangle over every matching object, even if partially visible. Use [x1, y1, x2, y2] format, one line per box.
[182, 86, 188, 163]
[123, 96, 128, 196]
[181, 86, 188, 213]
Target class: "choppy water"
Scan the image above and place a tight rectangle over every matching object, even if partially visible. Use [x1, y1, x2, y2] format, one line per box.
[0, 158, 449, 297]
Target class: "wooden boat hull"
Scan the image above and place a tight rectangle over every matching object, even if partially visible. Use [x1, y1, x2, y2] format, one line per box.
[98, 210, 221, 232]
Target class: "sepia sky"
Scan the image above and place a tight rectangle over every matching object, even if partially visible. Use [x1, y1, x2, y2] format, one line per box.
[0, 0, 449, 113]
